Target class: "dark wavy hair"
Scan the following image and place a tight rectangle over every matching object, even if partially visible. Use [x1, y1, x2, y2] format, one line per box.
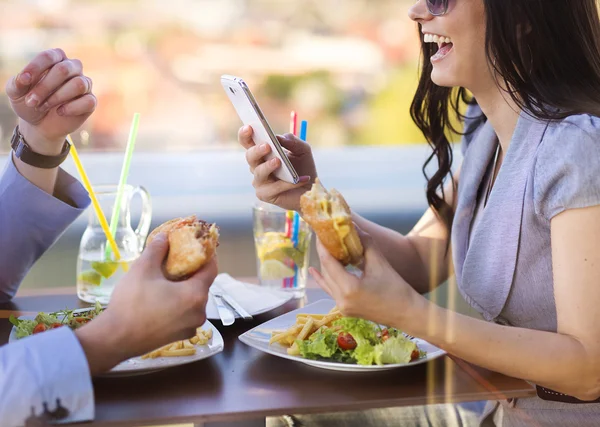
[410, 0, 600, 236]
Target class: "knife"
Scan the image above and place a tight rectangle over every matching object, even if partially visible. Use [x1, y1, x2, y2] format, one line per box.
[211, 283, 253, 321]
[210, 289, 235, 326]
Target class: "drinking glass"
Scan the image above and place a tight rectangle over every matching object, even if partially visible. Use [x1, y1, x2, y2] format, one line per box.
[253, 202, 312, 299]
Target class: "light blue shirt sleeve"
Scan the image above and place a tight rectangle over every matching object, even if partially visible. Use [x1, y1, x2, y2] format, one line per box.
[0, 327, 94, 426]
[0, 157, 90, 302]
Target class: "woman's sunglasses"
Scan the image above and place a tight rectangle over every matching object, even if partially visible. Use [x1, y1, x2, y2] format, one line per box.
[426, 0, 449, 16]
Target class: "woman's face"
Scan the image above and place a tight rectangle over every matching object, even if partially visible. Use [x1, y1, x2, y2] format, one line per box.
[409, 0, 489, 91]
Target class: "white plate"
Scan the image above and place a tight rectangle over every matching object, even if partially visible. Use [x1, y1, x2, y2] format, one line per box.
[9, 309, 224, 377]
[239, 299, 446, 372]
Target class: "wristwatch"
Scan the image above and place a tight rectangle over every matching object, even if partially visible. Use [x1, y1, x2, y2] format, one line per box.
[11, 125, 71, 169]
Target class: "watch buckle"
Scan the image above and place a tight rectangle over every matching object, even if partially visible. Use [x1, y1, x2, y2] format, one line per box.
[14, 134, 26, 157]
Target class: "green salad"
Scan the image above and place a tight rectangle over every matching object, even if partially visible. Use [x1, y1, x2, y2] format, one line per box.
[297, 317, 424, 365]
[9, 302, 103, 339]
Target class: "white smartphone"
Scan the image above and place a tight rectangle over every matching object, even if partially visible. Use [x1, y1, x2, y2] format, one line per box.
[221, 74, 300, 184]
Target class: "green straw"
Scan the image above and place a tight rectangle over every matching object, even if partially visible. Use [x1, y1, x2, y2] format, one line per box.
[104, 113, 141, 260]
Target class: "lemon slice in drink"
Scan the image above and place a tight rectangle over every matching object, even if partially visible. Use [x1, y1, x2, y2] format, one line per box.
[78, 270, 103, 286]
[263, 246, 305, 268]
[91, 261, 120, 279]
[260, 260, 295, 280]
[257, 233, 292, 259]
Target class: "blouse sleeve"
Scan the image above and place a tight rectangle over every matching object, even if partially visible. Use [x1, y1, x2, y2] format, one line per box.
[534, 114, 600, 220]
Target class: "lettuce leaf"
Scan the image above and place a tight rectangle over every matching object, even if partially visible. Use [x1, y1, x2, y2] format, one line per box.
[333, 318, 379, 344]
[34, 312, 60, 326]
[9, 315, 38, 339]
[297, 317, 424, 366]
[373, 336, 417, 365]
[297, 327, 339, 360]
[332, 317, 381, 365]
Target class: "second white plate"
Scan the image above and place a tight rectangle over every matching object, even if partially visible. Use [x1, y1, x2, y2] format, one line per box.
[239, 299, 446, 372]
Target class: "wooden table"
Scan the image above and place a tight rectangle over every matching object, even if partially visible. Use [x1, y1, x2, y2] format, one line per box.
[0, 285, 535, 427]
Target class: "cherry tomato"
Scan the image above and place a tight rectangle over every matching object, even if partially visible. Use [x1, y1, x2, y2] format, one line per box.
[51, 323, 64, 329]
[377, 328, 390, 341]
[337, 332, 358, 350]
[411, 349, 420, 361]
[32, 323, 47, 334]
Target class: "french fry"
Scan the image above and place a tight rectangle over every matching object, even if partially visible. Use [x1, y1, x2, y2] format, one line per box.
[296, 314, 326, 321]
[194, 328, 212, 345]
[297, 318, 315, 341]
[283, 335, 296, 346]
[161, 348, 196, 357]
[139, 328, 213, 360]
[287, 343, 301, 356]
[315, 312, 341, 329]
[141, 343, 171, 359]
[269, 326, 302, 345]
[272, 312, 342, 350]
[269, 309, 344, 353]
[283, 318, 312, 355]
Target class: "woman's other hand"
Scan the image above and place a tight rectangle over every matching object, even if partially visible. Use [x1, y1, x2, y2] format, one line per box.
[239, 126, 317, 211]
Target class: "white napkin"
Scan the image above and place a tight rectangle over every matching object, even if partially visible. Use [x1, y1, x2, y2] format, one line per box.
[206, 273, 293, 320]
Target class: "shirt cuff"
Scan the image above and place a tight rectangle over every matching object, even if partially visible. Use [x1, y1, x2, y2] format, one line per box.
[1, 328, 94, 425]
[3, 156, 90, 211]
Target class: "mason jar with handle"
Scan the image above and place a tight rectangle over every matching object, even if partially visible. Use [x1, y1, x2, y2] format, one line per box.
[77, 184, 152, 304]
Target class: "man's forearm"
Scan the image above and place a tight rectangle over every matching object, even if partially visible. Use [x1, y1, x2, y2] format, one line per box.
[76, 315, 129, 376]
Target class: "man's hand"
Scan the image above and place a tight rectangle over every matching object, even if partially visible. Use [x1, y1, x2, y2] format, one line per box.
[75, 234, 218, 375]
[6, 48, 96, 155]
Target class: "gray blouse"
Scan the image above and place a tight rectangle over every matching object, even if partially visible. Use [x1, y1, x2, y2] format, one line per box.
[452, 104, 600, 425]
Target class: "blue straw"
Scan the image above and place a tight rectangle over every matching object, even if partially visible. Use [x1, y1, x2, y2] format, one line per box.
[293, 120, 308, 288]
[291, 212, 300, 288]
[300, 120, 308, 141]
[292, 213, 300, 247]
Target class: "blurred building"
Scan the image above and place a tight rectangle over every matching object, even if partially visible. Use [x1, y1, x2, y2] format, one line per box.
[0, 0, 423, 152]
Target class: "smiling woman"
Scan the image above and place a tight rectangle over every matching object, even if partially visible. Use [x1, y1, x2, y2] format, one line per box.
[250, 0, 600, 426]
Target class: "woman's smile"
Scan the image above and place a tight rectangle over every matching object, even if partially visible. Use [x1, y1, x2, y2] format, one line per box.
[423, 32, 454, 63]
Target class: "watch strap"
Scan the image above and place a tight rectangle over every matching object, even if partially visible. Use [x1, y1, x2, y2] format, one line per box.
[11, 126, 71, 169]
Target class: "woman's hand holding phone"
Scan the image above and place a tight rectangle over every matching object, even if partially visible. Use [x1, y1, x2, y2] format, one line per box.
[239, 126, 316, 211]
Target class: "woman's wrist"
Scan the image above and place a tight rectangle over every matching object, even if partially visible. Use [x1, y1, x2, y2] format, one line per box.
[401, 295, 454, 351]
[17, 119, 65, 156]
[387, 287, 435, 338]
